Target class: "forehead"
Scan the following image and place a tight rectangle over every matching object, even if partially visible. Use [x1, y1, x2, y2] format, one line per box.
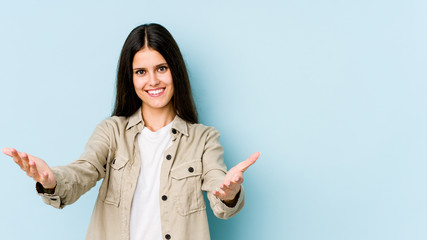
[133, 47, 166, 67]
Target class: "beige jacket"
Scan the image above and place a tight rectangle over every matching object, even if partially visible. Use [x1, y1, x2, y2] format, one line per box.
[37, 108, 244, 240]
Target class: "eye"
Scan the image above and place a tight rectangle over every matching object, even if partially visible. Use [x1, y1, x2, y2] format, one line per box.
[135, 69, 145, 75]
[158, 66, 168, 72]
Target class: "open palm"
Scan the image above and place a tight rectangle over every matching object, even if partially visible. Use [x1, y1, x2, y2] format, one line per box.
[213, 152, 260, 202]
[2, 148, 56, 189]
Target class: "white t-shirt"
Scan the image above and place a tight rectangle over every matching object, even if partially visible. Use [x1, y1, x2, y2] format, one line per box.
[130, 121, 173, 240]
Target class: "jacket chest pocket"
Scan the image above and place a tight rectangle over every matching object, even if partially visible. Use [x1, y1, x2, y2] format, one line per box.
[103, 155, 129, 206]
[171, 160, 205, 215]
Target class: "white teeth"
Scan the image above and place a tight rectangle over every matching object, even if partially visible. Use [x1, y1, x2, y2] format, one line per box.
[148, 89, 164, 95]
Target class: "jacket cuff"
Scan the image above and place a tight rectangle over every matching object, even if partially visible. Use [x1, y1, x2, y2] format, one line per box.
[211, 186, 245, 219]
[35, 169, 65, 209]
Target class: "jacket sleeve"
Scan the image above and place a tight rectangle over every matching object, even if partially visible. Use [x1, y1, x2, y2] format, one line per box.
[201, 127, 245, 219]
[37, 119, 116, 209]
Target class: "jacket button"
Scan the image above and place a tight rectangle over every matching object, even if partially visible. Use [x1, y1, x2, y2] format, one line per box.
[162, 195, 167, 201]
[188, 167, 194, 173]
[172, 129, 177, 134]
[166, 155, 172, 160]
[165, 234, 171, 239]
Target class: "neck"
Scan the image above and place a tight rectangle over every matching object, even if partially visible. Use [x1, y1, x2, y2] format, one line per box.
[142, 105, 176, 132]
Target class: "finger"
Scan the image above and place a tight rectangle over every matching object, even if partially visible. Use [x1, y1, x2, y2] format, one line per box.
[10, 149, 25, 169]
[218, 186, 241, 201]
[232, 174, 244, 184]
[218, 186, 227, 194]
[2, 148, 13, 157]
[212, 190, 219, 197]
[212, 189, 223, 199]
[28, 160, 39, 180]
[41, 172, 49, 184]
[220, 183, 230, 192]
[40, 172, 56, 189]
[20, 152, 30, 171]
[237, 152, 260, 173]
[228, 179, 240, 189]
[213, 188, 227, 199]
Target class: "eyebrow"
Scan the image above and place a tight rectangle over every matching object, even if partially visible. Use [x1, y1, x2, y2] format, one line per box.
[133, 62, 168, 70]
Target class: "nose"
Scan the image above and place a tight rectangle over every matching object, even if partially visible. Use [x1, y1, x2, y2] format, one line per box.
[148, 71, 160, 86]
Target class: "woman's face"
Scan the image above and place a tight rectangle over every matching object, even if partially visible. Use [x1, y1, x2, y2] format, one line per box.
[132, 47, 174, 113]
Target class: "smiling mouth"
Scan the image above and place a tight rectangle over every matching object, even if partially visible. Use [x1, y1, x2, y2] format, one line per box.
[145, 88, 165, 97]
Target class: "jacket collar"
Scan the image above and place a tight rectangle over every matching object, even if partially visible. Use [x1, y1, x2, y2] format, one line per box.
[126, 107, 189, 136]
[172, 114, 189, 137]
[127, 107, 143, 130]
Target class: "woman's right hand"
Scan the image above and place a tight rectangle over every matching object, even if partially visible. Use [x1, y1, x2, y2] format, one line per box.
[2, 148, 57, 189]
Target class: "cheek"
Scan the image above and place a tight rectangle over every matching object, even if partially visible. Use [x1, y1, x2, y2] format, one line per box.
[133, 77, 145, 90]
[133, 80, 145, 99]
[163, 73, 173, 86]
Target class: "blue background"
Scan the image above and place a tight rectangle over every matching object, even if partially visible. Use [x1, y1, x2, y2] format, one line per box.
[1, 0, 426, 239]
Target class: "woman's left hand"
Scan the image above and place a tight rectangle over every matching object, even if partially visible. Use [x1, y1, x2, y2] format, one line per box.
[213, 152, 260, 203]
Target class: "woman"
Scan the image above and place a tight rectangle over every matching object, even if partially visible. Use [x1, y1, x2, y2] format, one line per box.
[2, 23, 259, 240]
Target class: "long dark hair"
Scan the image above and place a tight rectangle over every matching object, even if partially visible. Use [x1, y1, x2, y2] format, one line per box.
[112, 23, 198, 124]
